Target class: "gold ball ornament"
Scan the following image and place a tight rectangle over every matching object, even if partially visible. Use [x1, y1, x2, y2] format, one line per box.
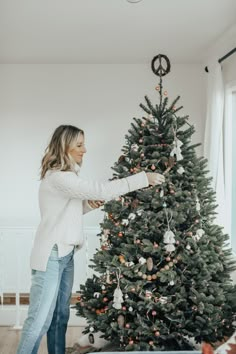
[118, 255, 125, 263]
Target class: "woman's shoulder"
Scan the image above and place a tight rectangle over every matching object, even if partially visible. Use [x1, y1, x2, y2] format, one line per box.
[44, 169, 78, 182]
[45, 168, 75, 176]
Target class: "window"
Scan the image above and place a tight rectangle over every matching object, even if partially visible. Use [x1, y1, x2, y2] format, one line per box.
[231, 90, 236, 253]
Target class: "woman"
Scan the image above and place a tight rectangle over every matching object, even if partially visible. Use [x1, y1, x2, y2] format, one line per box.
[17, 124, 165, 354]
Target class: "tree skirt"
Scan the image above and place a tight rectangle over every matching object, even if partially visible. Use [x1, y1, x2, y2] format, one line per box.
[65, 345, 202, 354]
[66, 344, 102, 354]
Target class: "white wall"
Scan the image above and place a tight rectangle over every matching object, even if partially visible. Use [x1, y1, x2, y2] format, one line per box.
[223, 56, 236, 84]
[0, 63, 205, 229]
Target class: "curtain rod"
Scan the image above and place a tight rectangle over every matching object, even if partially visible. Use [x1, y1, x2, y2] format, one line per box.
[205, 47, 236, 72]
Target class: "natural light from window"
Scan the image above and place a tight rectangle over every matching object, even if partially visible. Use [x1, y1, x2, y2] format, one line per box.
[231, 90, 236, 253]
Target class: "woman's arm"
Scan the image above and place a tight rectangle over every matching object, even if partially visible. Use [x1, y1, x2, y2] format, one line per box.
[48, 170, 149, 201]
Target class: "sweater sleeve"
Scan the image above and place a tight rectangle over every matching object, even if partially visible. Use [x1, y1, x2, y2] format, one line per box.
[82, 200, 94, 214]
[48, 170, 149, 200]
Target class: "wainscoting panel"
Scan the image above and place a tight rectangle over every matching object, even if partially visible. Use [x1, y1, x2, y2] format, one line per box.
[0, 226, 100, 326]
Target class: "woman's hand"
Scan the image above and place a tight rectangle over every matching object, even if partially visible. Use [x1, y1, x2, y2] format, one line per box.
[88, 200, 105, 209]
[146, 172, 165, 186]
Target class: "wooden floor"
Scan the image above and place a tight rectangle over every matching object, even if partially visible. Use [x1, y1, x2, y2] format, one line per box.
[0, 326, 84, 354]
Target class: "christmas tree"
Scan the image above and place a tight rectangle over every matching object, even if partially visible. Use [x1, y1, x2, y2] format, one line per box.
[75, 55, 236, 351]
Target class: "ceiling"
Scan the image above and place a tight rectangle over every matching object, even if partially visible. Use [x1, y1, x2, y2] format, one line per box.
[0, 0, 236, 64]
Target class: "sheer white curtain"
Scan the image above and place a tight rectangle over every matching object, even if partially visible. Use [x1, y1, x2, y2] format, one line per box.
[204, 61, 232, 236]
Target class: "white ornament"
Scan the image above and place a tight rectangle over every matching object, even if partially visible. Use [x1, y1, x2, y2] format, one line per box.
[101, 233, 109, 246]
[186, 244, 191, 250]
[160, 189, 164, 198]
[89, 326, 94, 332]
[94, 292, 100, 298]
[170, 138, 183, 161]
[177, 166, 185, 175]
[169, 280, 175, 286]
[196, 197, 201, 212]
[112, 269, 124, 310]
[112, 286, 124, 309]
[128, 306, 133, 312]
[165, 244, 176, 252]
[117, 314, 125, 328]
[145, 290, 152, 299]
[121, 219, 129, 226]
[164, 230, 175, 244]
[125, 261, 134, 267]
[106, 269, 111, 284]
[196, 228, 205, 237]
[193, 228, 205, 241]
[147, 257, 154, 271]
[159, 296, 168, 304]
[138, 257, 146, 265]
[164, 230, 176, 252]
[77, 331, 109, 349]
[131, 144, 139, 152]
[137, 208, 144, 216]
[128, 213, 136, 220]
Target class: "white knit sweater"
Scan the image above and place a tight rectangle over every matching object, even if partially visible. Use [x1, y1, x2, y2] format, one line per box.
[30, 164, 149, 271]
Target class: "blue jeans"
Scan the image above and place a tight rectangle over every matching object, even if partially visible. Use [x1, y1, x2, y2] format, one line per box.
[17, 245, 74, 354]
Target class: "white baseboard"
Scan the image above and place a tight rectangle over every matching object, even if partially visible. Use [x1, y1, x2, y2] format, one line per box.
[0, 306, 86, 327]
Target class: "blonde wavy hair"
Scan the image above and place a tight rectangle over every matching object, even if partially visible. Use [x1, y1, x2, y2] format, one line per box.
[40, 125, 84, 179]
